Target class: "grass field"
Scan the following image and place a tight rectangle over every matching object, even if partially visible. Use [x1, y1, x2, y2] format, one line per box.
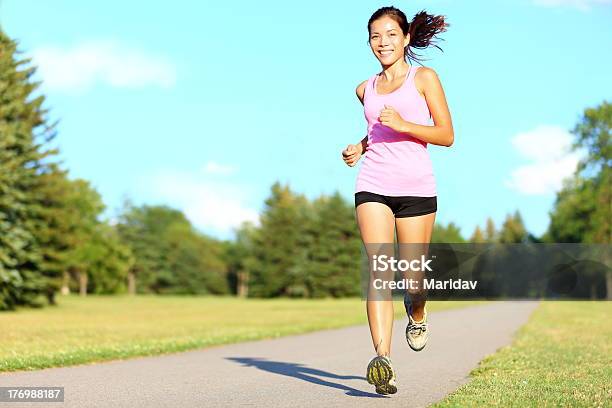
[0, 295, 483, 373]
[434, 301, 612, 408]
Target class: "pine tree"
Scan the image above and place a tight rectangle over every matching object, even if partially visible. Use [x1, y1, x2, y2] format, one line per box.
[0, 30, 57, 309]
[499, 210, 528, 243]
[485, 217, 497, 243]
[249, 182, 308, 297]
[470, 226, 486, 243]
[306, 192, 361, 297]
[431, 222, 466, 243]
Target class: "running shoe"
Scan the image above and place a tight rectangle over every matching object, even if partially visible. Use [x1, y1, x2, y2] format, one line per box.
[366, 355, 397, 395]
[405, 304, 428, 351]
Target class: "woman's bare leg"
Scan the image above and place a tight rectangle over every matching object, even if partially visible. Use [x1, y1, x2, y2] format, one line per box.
[356, 202, 396, 356]
[395, 212, 436, 321]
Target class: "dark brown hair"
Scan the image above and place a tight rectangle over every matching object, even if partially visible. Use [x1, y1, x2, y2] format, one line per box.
[367, 6, 449, 65]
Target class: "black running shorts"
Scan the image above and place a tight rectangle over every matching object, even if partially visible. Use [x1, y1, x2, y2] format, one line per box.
[354, 191, 437, 218]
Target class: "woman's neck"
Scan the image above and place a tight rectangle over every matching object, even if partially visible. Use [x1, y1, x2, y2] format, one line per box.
[379, 60, 410, 81]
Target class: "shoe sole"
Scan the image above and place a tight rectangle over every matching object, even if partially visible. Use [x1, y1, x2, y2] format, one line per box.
[367, 357, 397, 394]
[407, 342, 426, 352]
[376, 382, 398, 395]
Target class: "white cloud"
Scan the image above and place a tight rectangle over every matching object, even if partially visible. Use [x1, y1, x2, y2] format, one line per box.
[506, 125, 583, 195]
[533, 0, 612, 11]
[31, 39, 176, 93]
[510, 125, 574, 161]
[139, 167, 259, 237]
[203, 161, 237, 175]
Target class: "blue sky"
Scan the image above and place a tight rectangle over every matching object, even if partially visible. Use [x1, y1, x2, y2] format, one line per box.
[2, 0, 611, 240]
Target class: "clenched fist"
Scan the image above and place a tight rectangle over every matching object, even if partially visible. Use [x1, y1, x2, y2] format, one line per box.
[378, 104, 406, 132]
[342, 144, 362, 167]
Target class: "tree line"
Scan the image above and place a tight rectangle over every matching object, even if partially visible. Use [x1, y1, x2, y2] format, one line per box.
[1, 31, 609, 310]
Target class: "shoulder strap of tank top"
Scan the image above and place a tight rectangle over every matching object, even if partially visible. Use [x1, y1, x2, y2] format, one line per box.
[363, 74, 378, 101]
[408, 64, 419, 82]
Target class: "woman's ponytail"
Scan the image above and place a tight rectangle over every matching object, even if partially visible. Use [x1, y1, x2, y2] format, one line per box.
[406, 10, 449, 64]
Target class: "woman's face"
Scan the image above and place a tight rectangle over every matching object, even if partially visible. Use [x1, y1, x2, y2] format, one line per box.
[368, 16, 410, 65]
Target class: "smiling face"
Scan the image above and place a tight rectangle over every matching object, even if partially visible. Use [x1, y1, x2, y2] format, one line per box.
[368, 16, 410, 65]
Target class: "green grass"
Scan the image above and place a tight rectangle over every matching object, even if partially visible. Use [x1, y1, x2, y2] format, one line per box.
[433, 301, 612, 408]
[0, 294, 483, 373]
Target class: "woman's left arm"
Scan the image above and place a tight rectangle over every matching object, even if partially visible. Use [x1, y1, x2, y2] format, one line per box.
[379, 67, 454, 147]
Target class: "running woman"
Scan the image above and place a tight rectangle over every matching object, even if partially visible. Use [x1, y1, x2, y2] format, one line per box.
[342, 7, 453, 395]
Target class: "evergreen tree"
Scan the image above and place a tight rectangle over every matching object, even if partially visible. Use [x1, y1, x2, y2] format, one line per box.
[431, 222, 466, 243]
[306, 192, 361, 297]
[0, 30, 58, 309]
[248, 182, 308, 297]
[470, 226, 486, 243]
[499, 210, 528, 243]
[485, 217, 497, 243]
[284, 193, 314, 297]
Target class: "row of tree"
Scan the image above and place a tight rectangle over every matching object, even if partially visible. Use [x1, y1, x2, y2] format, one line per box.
[0, 31, 226, 309]
[1, 30, 609, 309]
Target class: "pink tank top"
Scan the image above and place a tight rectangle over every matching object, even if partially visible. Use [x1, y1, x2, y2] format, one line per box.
[355, 65, 437, 197]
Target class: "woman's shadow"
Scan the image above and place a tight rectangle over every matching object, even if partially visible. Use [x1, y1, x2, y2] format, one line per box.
[226, 357, 386, 398]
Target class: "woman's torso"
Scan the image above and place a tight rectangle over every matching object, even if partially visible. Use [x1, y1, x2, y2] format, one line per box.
[355, 65, 437, 197]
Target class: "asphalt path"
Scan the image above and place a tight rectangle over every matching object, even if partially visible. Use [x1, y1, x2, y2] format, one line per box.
[0, 301, 539, 407]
